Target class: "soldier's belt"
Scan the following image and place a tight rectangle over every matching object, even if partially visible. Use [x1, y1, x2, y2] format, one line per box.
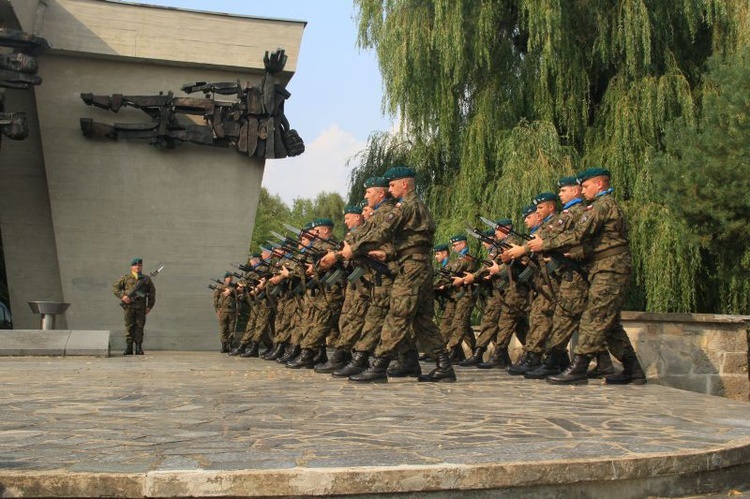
[592, 245, 629, 262]
[397, 246, 431, 259]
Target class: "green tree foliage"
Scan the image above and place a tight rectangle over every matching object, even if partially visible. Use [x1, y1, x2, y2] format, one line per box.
[655, 45, 750, 313]
[250, 189, 348, 252]
[352, 0, 748, 312]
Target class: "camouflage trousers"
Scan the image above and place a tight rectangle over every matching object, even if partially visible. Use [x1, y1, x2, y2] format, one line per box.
[374, 255, 444, 358]
[445, 293, 476, 350]
[273, 295, 301, 344]
[475, 290, 503, 348]
[334, 284, 370, 350]
[123, 305, 147, 343]
[575, 255, 634, 358]
[495, 287, 530, 352]
[353, 276, 393, 353]
[217, 311, 237, 344]
[239, 306, 259, 344]
[438, 299, 455, 344]
[523, 283, 555, 354]
[299, 291, 343, 350]
[545, 270, 588, 352]
[250, 304, 275, 346]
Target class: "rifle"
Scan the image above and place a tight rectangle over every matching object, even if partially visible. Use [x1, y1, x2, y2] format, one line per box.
[120, 264, 163, 308]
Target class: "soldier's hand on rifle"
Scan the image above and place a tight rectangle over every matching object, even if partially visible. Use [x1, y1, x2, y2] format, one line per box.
[527, 235, 544, 253]
[121, 295, 132, 304]
[504, 243, 527, 260]
[318, 251, 337, 270]
[305, 263, 315, 276]
[367, 250, 387, 262]
[339, 241, 354, 260]
[462, 272, 476, 285]
[488, 260, 502, 275]
[451, 276, 465, 287]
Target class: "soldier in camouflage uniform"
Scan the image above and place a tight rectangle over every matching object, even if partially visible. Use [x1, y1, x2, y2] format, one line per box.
[331, 177, 407, 378]
[315, 205, 367, 373]
[213, 272, 238, 353]
[506, 192, 559, 375]
[287, 218, 345, 369]
[526, 167, 646, 385]
[323, 166, 455, 383]
[459, 221, 510, 366]
[112, 257, 156, 355]
[441, 235, 478, 361]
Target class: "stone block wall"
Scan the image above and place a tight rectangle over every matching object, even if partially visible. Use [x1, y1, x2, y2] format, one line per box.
[621, 312, 750, 402]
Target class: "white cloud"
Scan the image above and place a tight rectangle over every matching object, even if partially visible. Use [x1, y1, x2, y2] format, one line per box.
[262, 124, 365, 205]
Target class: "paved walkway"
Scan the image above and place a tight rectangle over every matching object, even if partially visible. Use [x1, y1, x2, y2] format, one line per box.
[1, 351, 749, 497]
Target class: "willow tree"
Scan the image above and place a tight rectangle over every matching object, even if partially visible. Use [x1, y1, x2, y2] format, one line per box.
[351, 0, 748, 312]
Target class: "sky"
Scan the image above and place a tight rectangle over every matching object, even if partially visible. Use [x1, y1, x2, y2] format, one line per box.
[132, 0, 394, 205]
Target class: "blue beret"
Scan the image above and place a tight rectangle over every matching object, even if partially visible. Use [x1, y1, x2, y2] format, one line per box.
[130, 257, 143, 265]
[557, 175, 579, 188]
[522, 204, 537, 217]
[533, 192, 558, 205]
[494, 218, 513, 228]
[344, 205, 363, 215]
[449, 234, 467, 243]
[383, 165, 416, 181]
[434, 244, 449, 252]
[312, 217, 334, 228]
[577, 167, 610, 184]
[363, 176, 390, 188]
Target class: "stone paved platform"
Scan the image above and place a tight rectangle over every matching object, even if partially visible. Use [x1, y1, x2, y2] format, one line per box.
[1, 352, 749, 498]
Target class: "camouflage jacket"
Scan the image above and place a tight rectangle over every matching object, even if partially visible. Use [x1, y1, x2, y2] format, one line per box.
[112, 272, 156, 309]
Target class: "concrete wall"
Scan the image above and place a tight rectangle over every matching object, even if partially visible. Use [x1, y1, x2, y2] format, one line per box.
[0, 0, 305, 350]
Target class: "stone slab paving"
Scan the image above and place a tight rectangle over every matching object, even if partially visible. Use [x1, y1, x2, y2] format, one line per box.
[1, 352, 749, 498]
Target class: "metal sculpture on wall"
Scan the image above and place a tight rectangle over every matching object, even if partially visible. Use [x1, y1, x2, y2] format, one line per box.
[79, 49, 305, 159]
[0, 28, 49, 144]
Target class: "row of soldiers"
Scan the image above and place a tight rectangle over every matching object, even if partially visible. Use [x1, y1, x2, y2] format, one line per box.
[212, 165, 647, 385]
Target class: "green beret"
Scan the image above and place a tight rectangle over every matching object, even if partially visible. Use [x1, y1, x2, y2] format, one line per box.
[343, 205, 362, 215]
[434, 244, 449, 253]
[383, 165, 416, 181]
[250, 253, 261, 259]
[557, 175, 579, 188]
[483, 228, 495, 237]
[533, 192, 558, 205]
[130, 257, 143, 265]
[363, 176, 390, 188]
[576, 167, 610, 184]
[494, 218, 513, 228]
[260, 245, 273, 253]
[449, 234, 467, 243]
[224, 272, 232, 279]
[303, 221, 315, 231]
[522, 204, 537, 217]
[312, 217, 334, 228]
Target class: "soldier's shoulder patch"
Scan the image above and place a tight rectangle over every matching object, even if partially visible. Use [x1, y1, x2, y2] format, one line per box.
[386, 212, 396, 222]
[557, 219, 565, 225]
[395, 202, 402, 208]
[586, 205, 594, 210]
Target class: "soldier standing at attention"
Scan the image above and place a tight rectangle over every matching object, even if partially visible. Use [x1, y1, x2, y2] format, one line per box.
[322, 166, 455, 383]
[525, 167, 646, 385]
[213, 272, 237, 353]
[112, 257, 156, 355]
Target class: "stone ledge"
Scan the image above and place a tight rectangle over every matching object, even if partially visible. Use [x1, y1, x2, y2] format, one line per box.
[0, 330, 110, 357]
[622, 311, 750, 324]
[1, 441, 749, 498]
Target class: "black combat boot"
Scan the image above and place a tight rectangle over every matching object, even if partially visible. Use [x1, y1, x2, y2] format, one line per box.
[286, 348, 316, 369]
[262, 342, 285, 360]
[546, 354, 592, 385]
[450, 345, 466, 363]
[387, 350, 422, 377]
[588, 350, 617, 378]
[135, 343, 144, 355]
[459, 346, 486, 367]
[418, 351, 457, 382]
[507, 351, 542, 375]
[220, 342, 229, 353]
[332, 351, 370, 377]
[229, 343, 248, 356]
[524, 349, 568, 379]
[314, 348, 351, 373]
[349, 355, 390, 383]
[477, 346, 511, 369]
[277, 344, 300, 364]
[124, 341, 134, 356]
[240, 342, 260, 358]
[605, 350, 646, 385]
[312, 347, 328, 366]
